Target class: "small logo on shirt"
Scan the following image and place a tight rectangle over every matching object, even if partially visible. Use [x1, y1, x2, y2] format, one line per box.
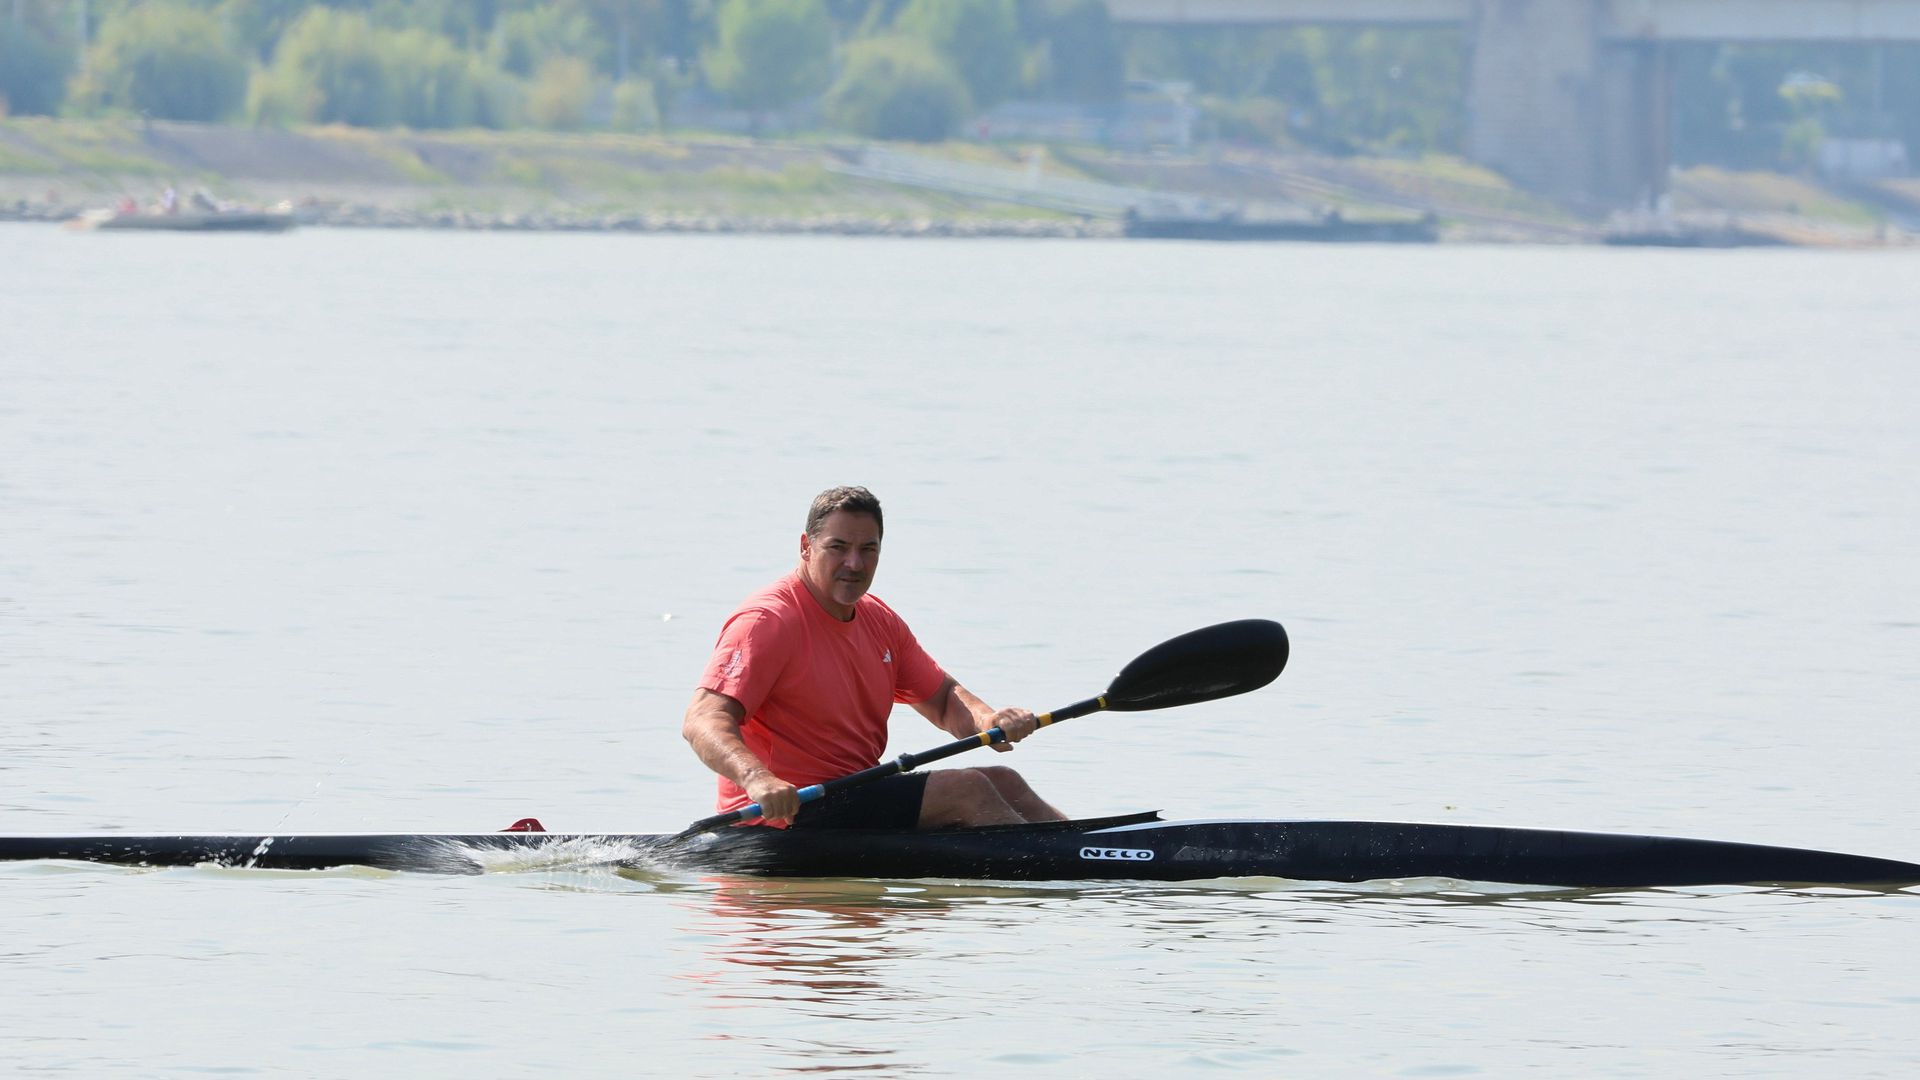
[881, 649, 892, 664]
[722, 648, 743, 678]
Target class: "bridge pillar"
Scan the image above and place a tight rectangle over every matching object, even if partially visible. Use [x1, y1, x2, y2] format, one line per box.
[1596, 40, 1672, 207]
[1467, 0, 1667, 207]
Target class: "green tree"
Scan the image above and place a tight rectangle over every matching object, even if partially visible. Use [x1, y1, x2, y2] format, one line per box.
[704, 0, 833, 113]
[77, 1, 249, 122]
[490, 7, 601, 78]
[219, 0, 317, 62]
[1670, 44, 1741, 166]
[386, 26, 507, 129]
[1126, 24, 1462, 153]
[1677, 46, 1833, 169]
[264, 7, 399, 127]
[826, 34, 970, 141]
[1297, 28, 1464, 152]
[254, 8, 512, 129]
[526, 55, 596, 129]
[246, 64, 312, 126]
[361, 0, 498, 50]
[1, 5, 76, 116]
[1025, 0, 1122, 103]
[1125, 25, 1272, 97]
[573, 0, 675, 80]
[610, 76, 660, 131]
[1778, 71, 1842, 170]
[895, 0, 1017, 110]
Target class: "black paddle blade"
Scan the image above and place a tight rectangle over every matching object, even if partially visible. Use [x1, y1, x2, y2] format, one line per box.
[1103, 619, 1289, 711]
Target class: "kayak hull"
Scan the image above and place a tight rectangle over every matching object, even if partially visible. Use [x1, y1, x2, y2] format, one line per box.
[3, 813, 1916, 888]
[679, 813, 1920, 887]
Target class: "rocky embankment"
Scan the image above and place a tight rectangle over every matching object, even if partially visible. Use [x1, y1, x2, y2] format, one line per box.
[0, 196, 1115, 237]
[0, 118, 1120, 238]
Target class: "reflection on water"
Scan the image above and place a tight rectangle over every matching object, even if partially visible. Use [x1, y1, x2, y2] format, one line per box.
[668, 878, 976, 1074]
[633, 867, 1916, 1073]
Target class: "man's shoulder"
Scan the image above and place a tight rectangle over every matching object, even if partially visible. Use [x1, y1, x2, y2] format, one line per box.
[728, 572, 794, 607]
[855, 591, 911, 630]
[725, 574, 810, 626]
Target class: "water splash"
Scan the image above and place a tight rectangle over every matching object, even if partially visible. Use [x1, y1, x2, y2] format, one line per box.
[421, 835, 667, 875]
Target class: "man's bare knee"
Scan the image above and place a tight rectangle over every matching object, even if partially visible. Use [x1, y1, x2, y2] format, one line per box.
[978, 765, 1029, 793]
[921, 768, 1022, 828]
[978, 765, 1067, 823]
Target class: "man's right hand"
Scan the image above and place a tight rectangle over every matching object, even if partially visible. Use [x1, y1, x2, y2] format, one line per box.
[743, 770, 801, 825]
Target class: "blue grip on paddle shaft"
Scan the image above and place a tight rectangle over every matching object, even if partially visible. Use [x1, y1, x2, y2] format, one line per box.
[736, 783, 826, 824]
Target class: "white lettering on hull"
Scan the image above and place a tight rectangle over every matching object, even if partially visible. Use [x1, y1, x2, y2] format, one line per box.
[1079, 846, 1155, 862]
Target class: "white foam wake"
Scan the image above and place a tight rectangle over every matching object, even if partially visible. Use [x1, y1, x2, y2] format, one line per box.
[421, 837, 660, 875]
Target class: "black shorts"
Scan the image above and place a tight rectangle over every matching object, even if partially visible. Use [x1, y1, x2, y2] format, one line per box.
[790, 772, 929, 831]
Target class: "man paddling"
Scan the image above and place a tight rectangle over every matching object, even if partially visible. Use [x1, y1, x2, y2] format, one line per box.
[683, 486, 1065, 829]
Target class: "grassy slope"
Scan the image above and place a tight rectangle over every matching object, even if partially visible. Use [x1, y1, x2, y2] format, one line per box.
[0, 117, 1064, 221]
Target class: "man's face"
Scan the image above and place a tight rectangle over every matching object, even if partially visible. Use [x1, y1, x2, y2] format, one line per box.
[798, 510, 882, 619]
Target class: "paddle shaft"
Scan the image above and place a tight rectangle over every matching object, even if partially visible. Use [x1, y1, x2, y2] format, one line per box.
[677, 695, 1106, 836]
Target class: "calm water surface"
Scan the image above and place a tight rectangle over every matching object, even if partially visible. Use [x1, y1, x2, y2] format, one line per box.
[2, 224, 1917, 1075]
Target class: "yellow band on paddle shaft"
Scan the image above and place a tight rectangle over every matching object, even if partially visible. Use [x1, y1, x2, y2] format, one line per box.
[1037, 697, 1102, 728]
[976, 731, 994, 746]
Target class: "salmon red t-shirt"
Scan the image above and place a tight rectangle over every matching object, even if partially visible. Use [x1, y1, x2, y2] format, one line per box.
[699, 573, 948, 815]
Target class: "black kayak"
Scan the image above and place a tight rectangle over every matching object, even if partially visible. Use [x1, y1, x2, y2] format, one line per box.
[3, 812, 1916, 888]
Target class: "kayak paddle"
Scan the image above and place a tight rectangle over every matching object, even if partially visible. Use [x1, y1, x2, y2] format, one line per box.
[676, 618, 1289, 838]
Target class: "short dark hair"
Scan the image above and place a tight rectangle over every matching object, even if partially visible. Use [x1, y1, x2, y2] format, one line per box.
[806, 486, 883, 539]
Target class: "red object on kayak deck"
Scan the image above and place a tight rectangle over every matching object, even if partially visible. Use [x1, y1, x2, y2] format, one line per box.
[501, 818, 546, 833]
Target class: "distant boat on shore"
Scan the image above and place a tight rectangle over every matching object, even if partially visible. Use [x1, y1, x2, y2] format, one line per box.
[68, 208, 296, 233]
[1599, 210, 1784, 248]
[1600, 225, 1783, 248]
[1124, 208, 1438, 243]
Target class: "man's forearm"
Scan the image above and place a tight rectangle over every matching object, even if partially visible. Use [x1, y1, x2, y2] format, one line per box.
[936, 679, 997, 738]
[683, 691, 803, 822]
[683, 691, 776, 788]
[687, 724, 774, 788]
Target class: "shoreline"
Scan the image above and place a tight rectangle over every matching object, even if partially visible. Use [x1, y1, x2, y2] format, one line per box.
[10, 199, 1913, 246]
[5, 119, 1915, 247]
[1, 198, 1116, 238]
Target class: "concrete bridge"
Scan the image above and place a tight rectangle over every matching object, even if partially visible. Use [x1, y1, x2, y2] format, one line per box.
[1108, 0, 1920, 205]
